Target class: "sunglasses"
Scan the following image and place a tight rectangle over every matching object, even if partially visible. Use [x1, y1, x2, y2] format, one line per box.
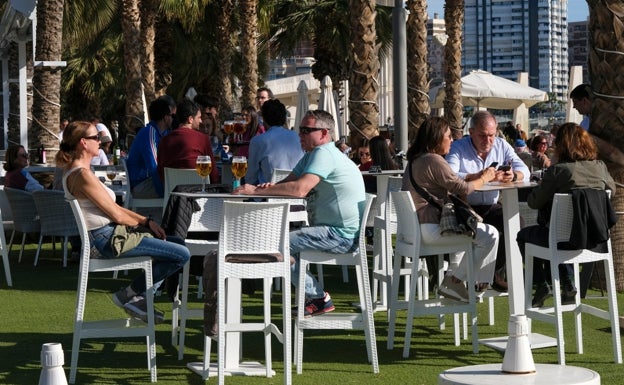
[299, 126, 324, 134]
[18, 153, 29, 159]
[83, 135, 100, 141]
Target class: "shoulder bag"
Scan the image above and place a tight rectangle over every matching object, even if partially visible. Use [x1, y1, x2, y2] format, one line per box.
[407, 160, 482, 238]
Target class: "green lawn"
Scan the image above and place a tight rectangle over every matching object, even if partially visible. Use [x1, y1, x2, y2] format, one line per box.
[1, 243, 622, 384]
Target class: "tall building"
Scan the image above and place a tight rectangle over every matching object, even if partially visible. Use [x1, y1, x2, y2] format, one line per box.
[463, 0, 569, 100]
[427, 14, 447, 89]
[568, 20, 590, 82]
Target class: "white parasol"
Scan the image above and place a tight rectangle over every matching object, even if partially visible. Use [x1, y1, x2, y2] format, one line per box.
[429, 70, 548, 109]
[294, 80, 309, 132]
[318, 75, 340, 140]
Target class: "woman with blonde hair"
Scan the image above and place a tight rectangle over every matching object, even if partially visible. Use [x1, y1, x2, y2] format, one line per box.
[57, 121, 190, 323]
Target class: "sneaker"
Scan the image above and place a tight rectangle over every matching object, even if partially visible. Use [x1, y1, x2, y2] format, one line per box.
[124, 295, 165, 324]
[437, 276, 469, 302]
[563, 282, 577, 298]
[532, 283, 552, 307]
[302, 292, 335, 318]
[112, 288, 132, 309]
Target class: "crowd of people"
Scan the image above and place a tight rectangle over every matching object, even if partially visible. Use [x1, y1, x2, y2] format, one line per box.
[3, 82, 616, 324]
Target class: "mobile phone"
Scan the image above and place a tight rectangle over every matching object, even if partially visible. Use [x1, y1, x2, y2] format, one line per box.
[488, 162, 498, 168]
[498, 164, 511, 172]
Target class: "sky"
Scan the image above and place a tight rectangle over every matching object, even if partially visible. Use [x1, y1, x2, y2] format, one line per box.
[426, 1, 589, 22]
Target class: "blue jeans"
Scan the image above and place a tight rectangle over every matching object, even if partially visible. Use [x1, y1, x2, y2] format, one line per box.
[90, 224, 190, 295]
[290, 226, 358, 299]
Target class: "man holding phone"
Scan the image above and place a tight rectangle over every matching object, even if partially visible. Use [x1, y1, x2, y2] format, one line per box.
[446, 110, 530, 291]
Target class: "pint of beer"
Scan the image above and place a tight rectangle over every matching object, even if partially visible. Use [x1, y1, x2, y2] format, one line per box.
[196, 155, 212, 192]
[231, 156, 247, 180]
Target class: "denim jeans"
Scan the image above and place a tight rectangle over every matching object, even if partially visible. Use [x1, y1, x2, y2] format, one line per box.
[90, 224, 190, 295]
[290, 226, 358, 299]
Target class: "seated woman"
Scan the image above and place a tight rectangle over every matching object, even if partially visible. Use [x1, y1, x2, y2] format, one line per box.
[57, 121, 190, 323]
[3, 145, 44, 191]
[530, 134, 551, 171]
[404, 117, 499, 301]
[517, 122, 616, 307]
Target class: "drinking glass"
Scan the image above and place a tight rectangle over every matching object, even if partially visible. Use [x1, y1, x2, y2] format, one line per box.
[195, 155, 212, 192]
[231, 156, 247, 188]
[106, 166, 117, 183]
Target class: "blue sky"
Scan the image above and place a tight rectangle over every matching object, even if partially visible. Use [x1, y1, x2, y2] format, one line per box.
[427, 1, 588, 22]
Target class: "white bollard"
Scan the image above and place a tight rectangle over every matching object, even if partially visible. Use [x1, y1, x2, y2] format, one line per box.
[39, 343, 68, 385]
[502, 314, 536, 374]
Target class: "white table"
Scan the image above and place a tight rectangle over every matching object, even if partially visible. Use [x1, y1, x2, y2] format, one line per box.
[475, 181, 557, 351]
[172, 191, 298, 378]
[439, 363, 600, 385]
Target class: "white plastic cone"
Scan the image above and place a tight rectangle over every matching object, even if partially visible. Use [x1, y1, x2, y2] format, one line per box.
[39, 343, 68, 385]
[502, 314, 536, 374]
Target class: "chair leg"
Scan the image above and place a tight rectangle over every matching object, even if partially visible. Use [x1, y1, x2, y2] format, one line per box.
[34, 234, 44, 266]
[550, 262, 566, 365]
[387, 251, 403, 350]
[262, 278, 272, 378]
[8, 229, 15, 255]
[18, 233, 26, 263]
[604, 258, 623, 363]
[177, 263, 191, 360]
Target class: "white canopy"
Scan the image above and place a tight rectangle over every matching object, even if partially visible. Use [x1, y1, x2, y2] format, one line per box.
[429, 70, 549, 109]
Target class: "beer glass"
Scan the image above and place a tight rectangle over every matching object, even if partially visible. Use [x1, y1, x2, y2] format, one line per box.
[106, 166, 117, 183]
[195, 155, 212, 192]
[231, 156, 247, 188]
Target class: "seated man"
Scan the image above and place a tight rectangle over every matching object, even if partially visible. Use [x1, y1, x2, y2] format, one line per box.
[235, 109, 365, 317]
[446, 110, 530, 291]
[245, 99, 304, 184]
[125, 98, 173, 198]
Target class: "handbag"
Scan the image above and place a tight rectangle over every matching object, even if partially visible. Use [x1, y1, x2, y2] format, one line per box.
[408, 160, 482, 238]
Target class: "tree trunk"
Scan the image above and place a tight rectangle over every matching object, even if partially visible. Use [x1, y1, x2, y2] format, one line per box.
[215, 0, 234, 117]
[406, 0, 431, 139]
[348, 0, 380, 147]
[120, 0, 145, 134]
[587, 0, 624, 291]
[444, 0, 464, 136]
[239, 0, 259, 109]
[31, 0, 64, 162]
[141, 0, 158, 103]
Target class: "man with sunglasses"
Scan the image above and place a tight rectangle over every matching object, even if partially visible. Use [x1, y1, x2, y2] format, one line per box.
[235, 109, 365, 317]
[245, 99, 304, 185]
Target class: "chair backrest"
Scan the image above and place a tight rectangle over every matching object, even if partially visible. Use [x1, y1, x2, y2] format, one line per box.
[4, 187, 40, 232]
[271, 169, 292, 183]
[356, 193, 376, 250]
[67, 198, 94, 269]
[391, 191, 419, 247]
[33, 190, 79, 237]
[0, 186, 14, 223]
[219, 200, 290, 259]
[548, 190, 611, 251]
[164, 168, 205, 208]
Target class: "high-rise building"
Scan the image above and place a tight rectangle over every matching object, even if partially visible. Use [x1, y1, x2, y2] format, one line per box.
[463, 0, 569, 100]
[568, 20, 589, 82]
[427, 14, 447, 89]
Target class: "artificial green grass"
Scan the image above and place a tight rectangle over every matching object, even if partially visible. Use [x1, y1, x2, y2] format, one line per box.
[1, 243, 623, 384]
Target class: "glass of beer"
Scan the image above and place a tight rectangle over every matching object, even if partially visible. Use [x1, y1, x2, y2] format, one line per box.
[223, 120, 235, 144]
[106, 166, 117, 183]
[195, 155, 212, 192]
[231, 156, 247, 188]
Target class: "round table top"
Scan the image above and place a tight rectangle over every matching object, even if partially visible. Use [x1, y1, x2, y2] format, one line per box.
[439, 363, 600, 385]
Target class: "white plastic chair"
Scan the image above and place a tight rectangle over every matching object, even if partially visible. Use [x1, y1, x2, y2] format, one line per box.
[163, 167, 205, 212]
[387, 191, 479, 357]
[32, 190, 80, 267]
[294, 194, 379, 374]
[4, 187, 40, 263]
[191, 200, 292, 385]
[0, 208, 11, 286]
[524, 192, 622, 365]
[173, 197, 223, 359]
[67, 198, 157, 383]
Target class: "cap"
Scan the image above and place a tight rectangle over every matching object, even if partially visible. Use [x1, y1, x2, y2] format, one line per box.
[514, 139, 526, 148]
[100, 135, 112, 144]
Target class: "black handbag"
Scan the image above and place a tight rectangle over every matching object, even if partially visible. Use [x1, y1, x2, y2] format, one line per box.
[408, 160, 482, 238]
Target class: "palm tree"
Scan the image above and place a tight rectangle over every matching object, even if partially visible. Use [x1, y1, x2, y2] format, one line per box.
[586, 1, 624, 289]
[31, 0, 65, 160]
[443, 0, 464, 136]
[348, 0, 380, 144]
[140, 0, 158, 103]
[239, 0, 259, 108]
[214, 0, 235, 118]
[406, 0, 430, 139]
[120, 0, 144, 134]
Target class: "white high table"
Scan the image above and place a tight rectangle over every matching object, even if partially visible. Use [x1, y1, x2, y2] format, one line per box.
[475, 181, 557, 352]
[439, 363, 600, 385]
[171, 191, 297, 378]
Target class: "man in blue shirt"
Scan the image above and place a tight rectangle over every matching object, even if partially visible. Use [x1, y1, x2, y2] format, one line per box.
[446, 110, 529, 291]
[126, 98, 173, 198]
[235, 109, 365, 317]
[245, 99, 304, 184]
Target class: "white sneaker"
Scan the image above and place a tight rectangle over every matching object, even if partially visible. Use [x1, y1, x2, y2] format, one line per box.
[437, 276, 469, 302]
